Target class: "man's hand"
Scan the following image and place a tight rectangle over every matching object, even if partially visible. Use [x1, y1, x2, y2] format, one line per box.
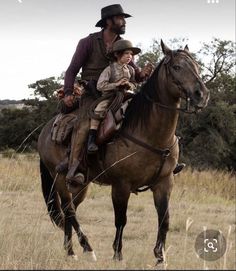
[140, 63, 154, 79]
[63, 95, 74, 107]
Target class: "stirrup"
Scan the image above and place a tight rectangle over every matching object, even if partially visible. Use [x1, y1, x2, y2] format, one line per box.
[88, 142, 98, 153]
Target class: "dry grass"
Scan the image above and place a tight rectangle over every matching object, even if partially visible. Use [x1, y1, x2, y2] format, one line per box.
[0, 154, 235, 270]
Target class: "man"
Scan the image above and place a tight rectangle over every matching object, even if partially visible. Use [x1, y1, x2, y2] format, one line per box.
[58, 4, 153, 182]
[59, 4, 184, 184]
[63, 4, 151, 107]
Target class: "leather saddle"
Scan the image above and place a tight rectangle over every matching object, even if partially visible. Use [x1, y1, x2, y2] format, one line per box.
[96, 95, 133, 145]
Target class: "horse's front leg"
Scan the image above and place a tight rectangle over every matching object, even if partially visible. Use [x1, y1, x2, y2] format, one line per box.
[152, 176, 173, 264]
[111, 182, 131, 261]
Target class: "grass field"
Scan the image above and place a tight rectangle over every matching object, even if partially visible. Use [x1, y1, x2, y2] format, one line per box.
[0, 154, 235, 270]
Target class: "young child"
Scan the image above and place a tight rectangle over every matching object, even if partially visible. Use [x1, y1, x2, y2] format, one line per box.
[87, 39, 141, 153]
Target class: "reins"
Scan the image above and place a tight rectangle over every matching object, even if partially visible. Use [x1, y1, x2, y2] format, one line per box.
[142, 51, 200, 114]
[143, 91, 197, 114]
[88, 91, 124, 120]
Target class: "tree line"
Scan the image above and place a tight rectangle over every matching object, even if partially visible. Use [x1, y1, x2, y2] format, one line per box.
[0, 38, 235, 171]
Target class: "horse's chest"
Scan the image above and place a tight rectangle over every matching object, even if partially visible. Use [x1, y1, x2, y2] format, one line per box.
[107, 148, 175, 182]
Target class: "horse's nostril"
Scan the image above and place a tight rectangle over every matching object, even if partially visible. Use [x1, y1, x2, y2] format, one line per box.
[194, 89, 202, 98]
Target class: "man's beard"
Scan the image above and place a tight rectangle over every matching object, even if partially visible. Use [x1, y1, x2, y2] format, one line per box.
[112, 24, 126, 35]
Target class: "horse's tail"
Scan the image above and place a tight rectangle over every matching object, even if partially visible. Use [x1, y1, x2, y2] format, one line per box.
[39, 159, 64, 229]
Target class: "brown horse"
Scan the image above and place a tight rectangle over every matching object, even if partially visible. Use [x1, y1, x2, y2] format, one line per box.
[37, 40, 209, 264]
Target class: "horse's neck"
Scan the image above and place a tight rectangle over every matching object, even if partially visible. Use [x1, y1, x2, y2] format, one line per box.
[151, 103, 179, 147]
[140, 85, 180, 148]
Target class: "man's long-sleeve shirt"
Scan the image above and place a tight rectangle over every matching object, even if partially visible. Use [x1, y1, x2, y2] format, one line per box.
[64, 30, 142, 96]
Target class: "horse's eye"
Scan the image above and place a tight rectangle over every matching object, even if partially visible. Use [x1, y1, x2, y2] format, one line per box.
[173, 65, 181, 71]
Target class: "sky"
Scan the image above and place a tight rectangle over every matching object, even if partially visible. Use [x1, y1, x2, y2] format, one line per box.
[0, 0, 235, 100]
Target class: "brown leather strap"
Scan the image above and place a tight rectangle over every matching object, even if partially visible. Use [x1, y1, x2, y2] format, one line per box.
[121, 131, 172, 157]
[120, 131, 178, 193]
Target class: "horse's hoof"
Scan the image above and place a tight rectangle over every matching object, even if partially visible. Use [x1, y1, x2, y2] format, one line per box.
[84, 250, 97, 262]
[113, 252, 123, 261]
[67, 254, 78, 261]
[155, 256, 164, 265]
[71, 254, 78, 261]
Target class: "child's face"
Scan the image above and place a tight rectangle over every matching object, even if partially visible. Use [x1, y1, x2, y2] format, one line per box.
[118, 50, 133, 65]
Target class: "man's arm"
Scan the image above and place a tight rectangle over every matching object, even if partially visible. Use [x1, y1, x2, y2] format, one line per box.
[129, 60, 154, 82]
[64, 35, 92, 96]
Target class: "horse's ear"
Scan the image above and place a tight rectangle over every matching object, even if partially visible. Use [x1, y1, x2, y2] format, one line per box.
[184, 45, 189, 52]
[161, 39, 172, 55]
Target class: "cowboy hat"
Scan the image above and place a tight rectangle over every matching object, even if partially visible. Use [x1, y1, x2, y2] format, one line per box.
[111, 39, 141, 55]
[95, 4, 132, 27]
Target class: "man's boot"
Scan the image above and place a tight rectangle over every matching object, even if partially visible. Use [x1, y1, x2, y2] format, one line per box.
[173, 163, 186, 175]
[87, 129, 98, 153]
[66, 119, 90, 185]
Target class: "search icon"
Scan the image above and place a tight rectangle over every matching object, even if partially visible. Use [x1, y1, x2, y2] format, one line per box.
[195, 230, 226, 261]
[207, 241, 217, 252]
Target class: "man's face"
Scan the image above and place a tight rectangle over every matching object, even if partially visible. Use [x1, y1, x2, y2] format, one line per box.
[110, 15, 126, 34]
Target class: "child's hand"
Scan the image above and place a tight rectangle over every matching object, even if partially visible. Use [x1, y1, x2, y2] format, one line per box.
[123, 82, 132, 90]
[115, 78, 129, 87]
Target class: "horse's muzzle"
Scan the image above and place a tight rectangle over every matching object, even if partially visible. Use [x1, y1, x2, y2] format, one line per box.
[190, 85, 210, 109]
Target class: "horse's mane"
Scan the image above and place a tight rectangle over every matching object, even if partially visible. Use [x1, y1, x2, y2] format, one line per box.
[122, 58, 165, 131]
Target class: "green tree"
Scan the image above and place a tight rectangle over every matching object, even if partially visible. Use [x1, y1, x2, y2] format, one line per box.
[0, 77, 62, 151]
[0, 107, 39, 150]
[177, 38, 236, 170]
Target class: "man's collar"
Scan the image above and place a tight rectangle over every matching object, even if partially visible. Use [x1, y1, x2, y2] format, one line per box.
[97, 29, 121, 41]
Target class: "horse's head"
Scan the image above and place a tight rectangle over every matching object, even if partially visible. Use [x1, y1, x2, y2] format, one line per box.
[160, 40, 209, 112]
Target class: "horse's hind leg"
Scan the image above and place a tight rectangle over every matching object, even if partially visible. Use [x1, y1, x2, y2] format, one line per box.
[59, 183, 95, 260]
[64, 210, 75, 256]
[55, 175, 76, 257]
[111, 183, 131, 261]
[61, 199, 76, 257]
[152, 176, 173, 264]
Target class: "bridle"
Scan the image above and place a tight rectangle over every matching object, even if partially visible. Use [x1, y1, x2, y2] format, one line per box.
[144, 92, 195, 114]
[144, 50, 202, 114]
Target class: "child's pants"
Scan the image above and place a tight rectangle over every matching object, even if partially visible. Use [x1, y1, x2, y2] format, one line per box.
[90, 99, 110, 130]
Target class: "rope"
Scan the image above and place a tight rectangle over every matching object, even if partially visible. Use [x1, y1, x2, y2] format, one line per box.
[88, 91, 124, 120]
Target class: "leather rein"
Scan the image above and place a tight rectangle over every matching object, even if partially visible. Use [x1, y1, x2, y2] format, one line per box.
[121, 131, 178, 193]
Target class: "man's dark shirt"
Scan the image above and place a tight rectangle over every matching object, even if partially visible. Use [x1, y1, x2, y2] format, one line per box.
[64, 30, 141, 96]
